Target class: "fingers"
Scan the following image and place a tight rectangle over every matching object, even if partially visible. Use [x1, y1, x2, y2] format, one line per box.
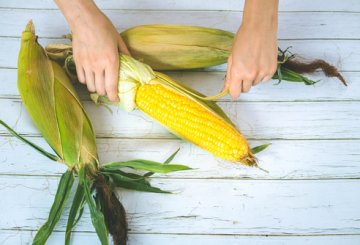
[228, 66, 255, 99]
[118, 36, 131, 56]
[75, 58, 86, 84]
[74, 51, 119, 102]
[84, 69, 96, 93]
[224, 56, 232, 91]
[95, 70, 106, 96]
[105, 56, 120, 102]
[227, 63, 278, 99]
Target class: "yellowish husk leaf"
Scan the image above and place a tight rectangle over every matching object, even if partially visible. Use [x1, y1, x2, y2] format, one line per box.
[120, 24, 234, 70]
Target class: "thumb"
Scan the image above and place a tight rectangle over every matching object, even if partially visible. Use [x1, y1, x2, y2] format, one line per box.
[223, 55, 233, 92]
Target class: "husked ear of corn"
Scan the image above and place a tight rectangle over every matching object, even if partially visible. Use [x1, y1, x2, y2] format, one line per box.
[0, 20, 191, 245]
[90, 55, 258, 166]
[120, 24, 234, 70]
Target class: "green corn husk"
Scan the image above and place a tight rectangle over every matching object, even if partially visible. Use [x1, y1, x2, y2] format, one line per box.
[1, 21, 191, 245]
[18, 21, 98, 173]
[121, 24, 234, 70]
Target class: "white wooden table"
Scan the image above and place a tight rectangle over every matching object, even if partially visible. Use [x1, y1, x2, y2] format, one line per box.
[0, 1, 359, 244]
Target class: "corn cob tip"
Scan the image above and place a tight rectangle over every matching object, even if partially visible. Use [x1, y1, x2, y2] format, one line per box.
[240, 154, 268, 173]
[25, 20, 35, 34]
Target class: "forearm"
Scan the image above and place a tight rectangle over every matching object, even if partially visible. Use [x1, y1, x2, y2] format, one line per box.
[242, 0, 278, 32]
[55, 0, 102, 29]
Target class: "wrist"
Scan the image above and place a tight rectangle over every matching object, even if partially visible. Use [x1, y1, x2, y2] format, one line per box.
[241, 0, 278, 33]
[55, 0, 102, 31]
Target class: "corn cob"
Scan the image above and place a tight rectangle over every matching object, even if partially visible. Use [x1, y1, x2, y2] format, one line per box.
[90, 55, 258, 166]
[1, 21, 190, 245]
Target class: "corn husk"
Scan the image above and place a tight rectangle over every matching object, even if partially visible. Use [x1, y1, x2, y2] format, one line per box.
[18, 21, 98, 173]
[121, 24, 234, 70]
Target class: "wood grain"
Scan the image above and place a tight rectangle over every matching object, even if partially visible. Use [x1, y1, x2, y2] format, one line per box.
[1, 176, 360, 235]
[1, 99, 359, 140]
[0, 10, 359, 39]
[1, 0, 360, 12]
[0, 137, 359, 179]
[1, 231, 360, 245]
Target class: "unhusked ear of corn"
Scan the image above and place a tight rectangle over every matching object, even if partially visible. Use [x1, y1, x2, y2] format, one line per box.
[18, 20, 98, 174]
[120, 24, 234, 70]
[120, 25, 346, 85]
[91, 55, 258, 166]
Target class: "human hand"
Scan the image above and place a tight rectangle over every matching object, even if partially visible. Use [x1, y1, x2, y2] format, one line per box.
[56, 0, 130, 102]
[224, 0, 278, 99]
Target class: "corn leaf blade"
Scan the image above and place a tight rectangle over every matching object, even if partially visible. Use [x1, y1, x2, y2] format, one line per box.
[251, 144, 271, 155]
[0, 120, 59, 161]
[144, 148, 181, 177]
[33, 170, 74, 245]
[104, 172, 170, 193]
[65, 181, 86, 245]
[103, 159, 191, 173]
[79, 168, 109, 245]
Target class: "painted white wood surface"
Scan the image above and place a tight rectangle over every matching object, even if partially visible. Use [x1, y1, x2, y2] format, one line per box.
[1, 99, 359, 139]
[0, 0, 359, 244]
[1, 176, 360, 234]
[1, 10, 360, 39]
[2, 231, 360, 245]
[2, 0, 360, 11]
[0, 0, 360, 12]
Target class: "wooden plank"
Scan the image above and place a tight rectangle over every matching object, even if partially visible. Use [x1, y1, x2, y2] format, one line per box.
[0, 10, 359, 39]
[1, 230, 360, 245]
[0, 68, 356, 101]
[0, 136, 359, 179]
[1, 176, 360, 235]
[1, 37, 358, 71]
[0, 99, 359, 140]
[1, 0, 360, 12]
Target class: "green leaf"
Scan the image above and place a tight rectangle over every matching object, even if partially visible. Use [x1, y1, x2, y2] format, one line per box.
[164, 148, 180, 164]
[105, 172, 170, 193]
[0, 120, 59, 162]
[33, 170, 74, 245]
[79, 168, 109, 245]
[251, 143, 271, 154]
[73, 195, 86, 228]
[103, 159, 191, 174]
[272, 67, 318, 85]
[102, 169, 147, 181]
[144, 148, 181, 177]
[65, 181, 86, 245]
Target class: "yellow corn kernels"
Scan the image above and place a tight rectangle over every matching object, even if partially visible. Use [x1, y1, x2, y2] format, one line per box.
[135, 83, 254, 164]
